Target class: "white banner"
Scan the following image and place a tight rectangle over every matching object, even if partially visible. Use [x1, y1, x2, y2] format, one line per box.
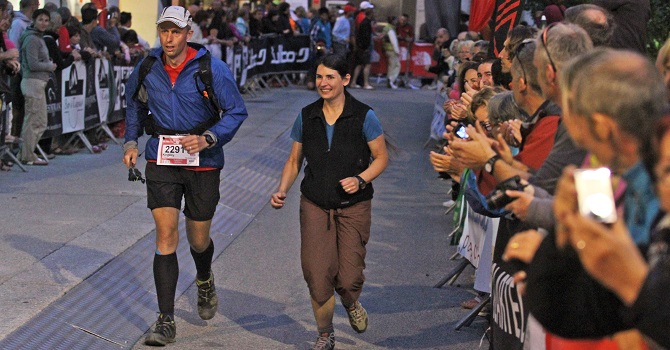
[430, 81, 447, 140]
[61, 61, 86, 133]
[458, 206, 499, 269]
[95, 58, 112, 123]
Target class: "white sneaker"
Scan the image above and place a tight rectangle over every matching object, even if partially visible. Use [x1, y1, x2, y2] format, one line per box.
[442, 199, 455, 207]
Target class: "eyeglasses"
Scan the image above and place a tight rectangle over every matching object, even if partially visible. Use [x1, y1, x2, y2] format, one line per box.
[540, 22, 558, 73]
[513, 39, 535, 84]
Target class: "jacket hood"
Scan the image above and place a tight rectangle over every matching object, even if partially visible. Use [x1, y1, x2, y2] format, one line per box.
[19, 26, 44, 49]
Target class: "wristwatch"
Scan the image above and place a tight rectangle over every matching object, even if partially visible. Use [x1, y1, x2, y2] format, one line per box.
[203, 132, 216, 148]
[355, 175, 367, 190]
[484, 155, 501, 175]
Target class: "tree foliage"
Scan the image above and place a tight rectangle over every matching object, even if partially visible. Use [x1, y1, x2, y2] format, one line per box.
[647, 0, 670, 57]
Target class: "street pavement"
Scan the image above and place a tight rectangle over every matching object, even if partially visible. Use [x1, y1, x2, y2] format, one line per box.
[0, 84, 487, 349]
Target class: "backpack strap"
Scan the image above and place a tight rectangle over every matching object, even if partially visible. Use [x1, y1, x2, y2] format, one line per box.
[133, 51, 225, 137]
[193, 51, 223, 118]
[131, 55, 157, 104]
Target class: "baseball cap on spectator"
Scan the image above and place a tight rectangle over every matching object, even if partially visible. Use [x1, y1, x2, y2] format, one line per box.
[156, 6, 192, 28]
[360, 1, 374, 9]
[344, 4, 356, 13]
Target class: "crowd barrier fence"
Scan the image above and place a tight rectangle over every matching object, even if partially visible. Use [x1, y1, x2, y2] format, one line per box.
[3, 35, 313, 167]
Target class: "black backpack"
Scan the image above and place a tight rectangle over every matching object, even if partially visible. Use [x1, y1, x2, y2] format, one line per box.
[132, 48, 224, 137]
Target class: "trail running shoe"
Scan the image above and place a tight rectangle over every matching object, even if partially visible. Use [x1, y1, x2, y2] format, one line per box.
[311, 332, 335, 350]
[144, 313, 176, 346]
[196, 272, 218, 320]
[346, 301, 368, 333]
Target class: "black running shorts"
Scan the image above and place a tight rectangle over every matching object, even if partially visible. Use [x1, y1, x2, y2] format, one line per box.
[145, 162, 221, 221]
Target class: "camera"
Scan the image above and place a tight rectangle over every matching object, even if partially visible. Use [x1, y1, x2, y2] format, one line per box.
[485, 175, 527, 209]
[128, 167, 145, 183]
[453, 122, 469, 139]
[574, 168, 617, 223]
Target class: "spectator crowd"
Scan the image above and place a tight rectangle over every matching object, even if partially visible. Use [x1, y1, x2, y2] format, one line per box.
[428, 1, 670, 349]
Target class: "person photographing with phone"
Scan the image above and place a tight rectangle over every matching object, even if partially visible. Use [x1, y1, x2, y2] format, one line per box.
[270, 53, 388, 350]
[521, 48, 667, 348]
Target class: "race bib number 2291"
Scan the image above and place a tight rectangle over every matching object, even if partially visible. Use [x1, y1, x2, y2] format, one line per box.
[156, 135, 199, 166]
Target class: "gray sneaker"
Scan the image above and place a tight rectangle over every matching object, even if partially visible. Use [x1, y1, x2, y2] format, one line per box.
[346, 301, 368, 333]
[311, 333, 335, 350]
[196, 272, 218, 320]
[144, 313, 176, 346]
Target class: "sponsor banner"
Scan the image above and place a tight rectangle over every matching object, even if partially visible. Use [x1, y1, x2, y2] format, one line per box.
[42, 36, 312, 139]
[232, 35, 311, 86]
[430, 81, 447, 141]
[109, 65, 132, 124]
[84, 59, 100, 130]
[60, 61, 86, 134]
[95, 58, 112, 123]
[457, 207, 499, 270]
[43, 72, 62, 138]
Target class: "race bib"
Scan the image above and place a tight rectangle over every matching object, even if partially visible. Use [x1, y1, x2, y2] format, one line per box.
[156, 135, 199, 166]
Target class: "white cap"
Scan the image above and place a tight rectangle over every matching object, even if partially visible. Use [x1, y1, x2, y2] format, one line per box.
[156, 6, 192, 28]
[360, 1, 374, 9]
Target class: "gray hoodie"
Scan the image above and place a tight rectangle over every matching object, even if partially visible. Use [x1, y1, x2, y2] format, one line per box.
[19, 26, 55, 81]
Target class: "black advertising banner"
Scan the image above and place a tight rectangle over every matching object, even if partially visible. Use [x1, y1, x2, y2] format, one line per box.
[108, 65, 132, 124]
[84, 59, 100, 130]
[42, 72, 62, 139]
[41, 37, 311, 140]
[233, 35, 310, 86]
[491, 0, 525, 57]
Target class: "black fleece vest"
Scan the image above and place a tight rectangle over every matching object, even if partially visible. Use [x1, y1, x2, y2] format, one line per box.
[300, 92, 374, 209]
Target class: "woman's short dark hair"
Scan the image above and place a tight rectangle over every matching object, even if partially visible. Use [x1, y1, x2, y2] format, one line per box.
[66, 24, 81, 37]
[318, 53, 350, 79]
[32, 8, 50, 21]
[122, 29, 139, 45]
[81, 8, 98, 25]
[120, 12, 131, 25]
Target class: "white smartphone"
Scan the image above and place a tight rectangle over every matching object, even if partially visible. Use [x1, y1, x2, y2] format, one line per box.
[573, 167, 617, 224]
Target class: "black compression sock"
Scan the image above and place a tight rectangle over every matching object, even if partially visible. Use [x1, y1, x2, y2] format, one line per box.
[190, 239, 214, 281]
[153, 252, 179, 315]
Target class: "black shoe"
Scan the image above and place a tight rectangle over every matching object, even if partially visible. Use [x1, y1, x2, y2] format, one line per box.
[144, 313, 176, 346]
[196, 272, 218, 320]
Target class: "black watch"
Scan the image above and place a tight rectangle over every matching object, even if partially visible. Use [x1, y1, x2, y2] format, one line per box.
[355, 175, 367, 190]
[204, 133, 216, 147]
[484, 155, 501, 175]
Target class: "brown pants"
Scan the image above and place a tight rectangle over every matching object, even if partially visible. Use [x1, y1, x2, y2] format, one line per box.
[300, 196, 371, 306]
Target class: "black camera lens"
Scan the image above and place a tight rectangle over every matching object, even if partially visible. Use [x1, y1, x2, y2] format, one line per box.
[486, 188, 510, 209]
[484, 175, 526, 209]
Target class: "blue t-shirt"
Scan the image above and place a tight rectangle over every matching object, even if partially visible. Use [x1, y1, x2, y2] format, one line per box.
[290, 109, 383, 147]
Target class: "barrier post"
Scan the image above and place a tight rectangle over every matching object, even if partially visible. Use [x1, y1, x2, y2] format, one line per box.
[0, 95, 26, 172]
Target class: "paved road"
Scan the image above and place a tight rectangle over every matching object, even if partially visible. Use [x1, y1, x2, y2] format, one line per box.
[0, 85, 486, 349]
